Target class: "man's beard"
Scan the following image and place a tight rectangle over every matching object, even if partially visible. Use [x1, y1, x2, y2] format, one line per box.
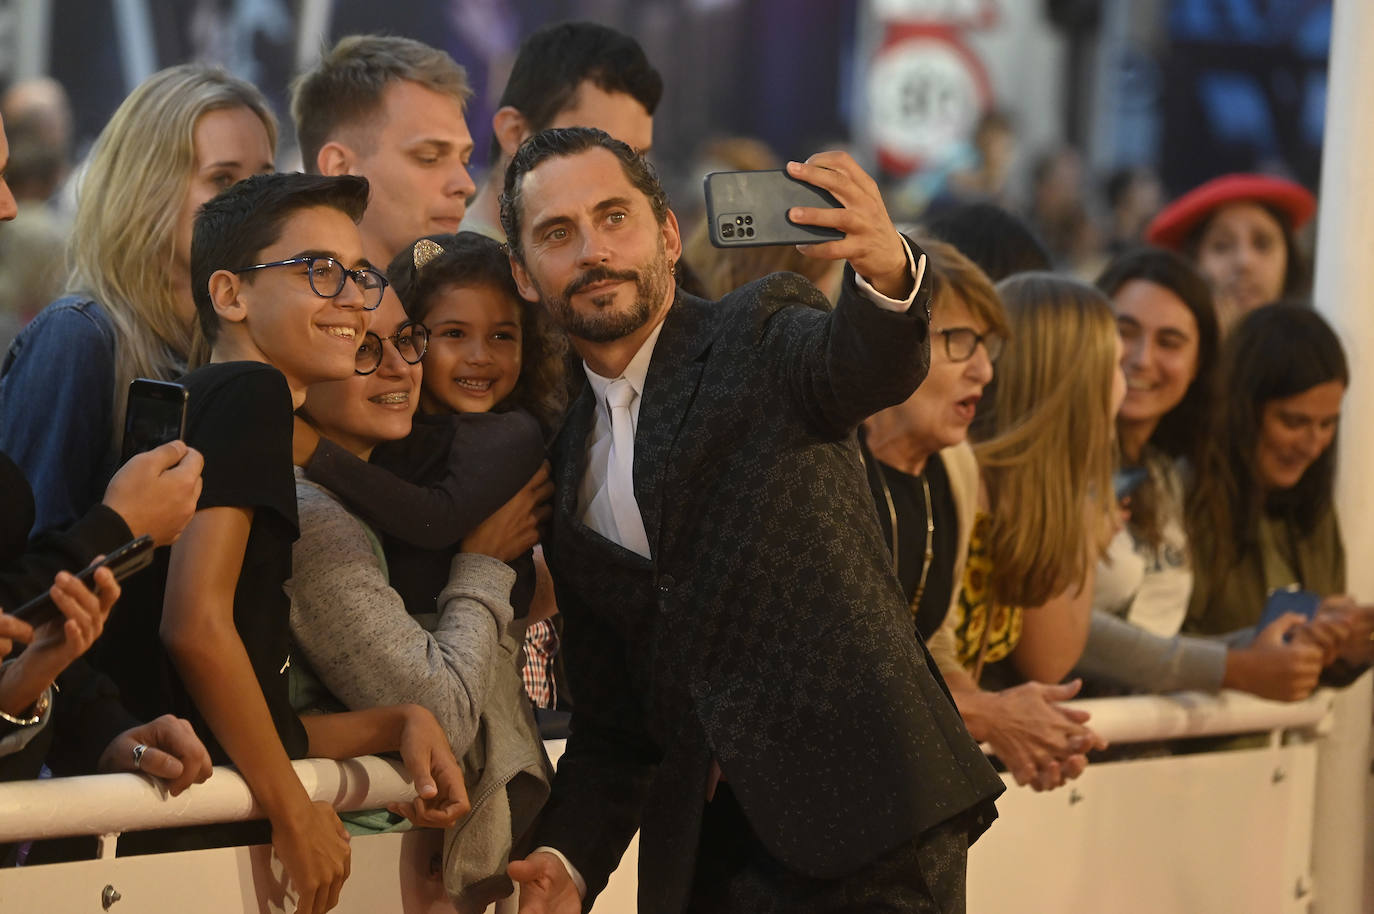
[536, 242, 673, 344]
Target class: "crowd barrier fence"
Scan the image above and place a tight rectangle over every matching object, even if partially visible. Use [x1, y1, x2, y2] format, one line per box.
[0, 687, 1361, 913]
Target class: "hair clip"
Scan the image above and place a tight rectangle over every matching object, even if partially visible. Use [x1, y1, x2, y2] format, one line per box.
[413, 239, 444, 271]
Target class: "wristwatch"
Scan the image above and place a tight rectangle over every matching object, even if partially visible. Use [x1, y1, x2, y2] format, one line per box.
[0, 687, 51, 727]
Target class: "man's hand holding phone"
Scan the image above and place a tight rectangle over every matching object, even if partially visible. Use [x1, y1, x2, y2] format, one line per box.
[103, 440, 204, 546]
[785, 152, 913, 301]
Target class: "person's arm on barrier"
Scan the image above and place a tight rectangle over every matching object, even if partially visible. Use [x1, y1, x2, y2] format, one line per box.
[946, 665, 1105, 791]
[291, 479, 518, 756]
[162, 506, 347, 914]
[1074, 609, 1231, 693]
[98, 714, 214, 795]
[300, 704, 469, 829]
[1294, 596, 1373, 666]
[1222, 613, 1323, 700]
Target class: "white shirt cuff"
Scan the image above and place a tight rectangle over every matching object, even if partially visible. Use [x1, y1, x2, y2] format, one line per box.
[533, 845, 587, 899]
[852, 235, 926, 312]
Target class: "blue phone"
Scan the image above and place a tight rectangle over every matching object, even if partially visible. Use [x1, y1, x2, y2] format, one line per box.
[1257, 587, 1321, 631]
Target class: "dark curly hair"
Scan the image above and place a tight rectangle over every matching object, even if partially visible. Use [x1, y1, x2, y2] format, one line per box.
[386, 231, 568, 434]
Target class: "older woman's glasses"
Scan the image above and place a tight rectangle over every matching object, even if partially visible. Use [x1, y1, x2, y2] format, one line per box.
[937, 327, 1004, 362]
[232, 256, 388, 310]
[355, 321, 429, 375]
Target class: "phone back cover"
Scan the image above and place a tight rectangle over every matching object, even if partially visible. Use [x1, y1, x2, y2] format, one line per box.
[704, 170, 844, 248]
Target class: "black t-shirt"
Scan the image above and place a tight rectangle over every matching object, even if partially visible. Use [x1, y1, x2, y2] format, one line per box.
[864, 448, 958, 642]
[95, 361, 307, 763]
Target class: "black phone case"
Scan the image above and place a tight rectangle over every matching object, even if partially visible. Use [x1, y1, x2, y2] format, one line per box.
[121, 379, 188, 463]
[11, 536, 156, 626]
[704, 170, 845, 248]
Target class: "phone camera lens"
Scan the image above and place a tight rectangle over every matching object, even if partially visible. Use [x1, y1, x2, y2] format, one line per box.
[744, 215, 754, 225]
[721, 223, 735, 238]
[735, 216, 744, 225]
[745, 227, 755, 238]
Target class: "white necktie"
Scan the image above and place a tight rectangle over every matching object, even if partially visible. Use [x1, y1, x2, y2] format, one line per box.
[604, 378, 651, 557]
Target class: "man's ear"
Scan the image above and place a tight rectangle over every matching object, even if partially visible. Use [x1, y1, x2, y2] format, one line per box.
[316, 140, 355, 177]
[509, 254, 541, 304]
[491, 106, 532, 158]
[662, 208, 683, 265]
[208, 269, 248, 325]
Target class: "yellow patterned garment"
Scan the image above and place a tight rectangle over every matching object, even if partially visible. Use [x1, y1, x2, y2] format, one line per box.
[952, 512, 1023, 676]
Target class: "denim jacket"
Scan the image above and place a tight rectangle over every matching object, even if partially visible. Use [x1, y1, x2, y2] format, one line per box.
[0, 297, 121, 537]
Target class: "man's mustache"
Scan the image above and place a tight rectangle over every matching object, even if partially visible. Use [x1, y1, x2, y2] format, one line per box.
[564, 266, 640, 299]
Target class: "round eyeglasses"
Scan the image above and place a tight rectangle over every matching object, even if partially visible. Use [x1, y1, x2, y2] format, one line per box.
[355, 321, 429, 375]
[936, 327, 1004, 362]
[232, 256, 389, 310]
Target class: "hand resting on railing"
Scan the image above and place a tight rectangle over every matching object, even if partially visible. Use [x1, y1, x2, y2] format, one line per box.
[950, 677, 1109, 791]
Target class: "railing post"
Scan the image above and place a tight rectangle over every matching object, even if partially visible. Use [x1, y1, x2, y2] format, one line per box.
[1311, 1, 1374, 911]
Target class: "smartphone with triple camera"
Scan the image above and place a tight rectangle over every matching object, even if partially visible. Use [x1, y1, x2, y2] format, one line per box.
[120, 378, 188, 464]
[704, 169, 845, 248]
[11, 536, 156, 626]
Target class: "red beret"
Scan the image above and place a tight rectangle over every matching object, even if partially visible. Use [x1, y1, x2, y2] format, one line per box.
[1144, 173, 1316, 250]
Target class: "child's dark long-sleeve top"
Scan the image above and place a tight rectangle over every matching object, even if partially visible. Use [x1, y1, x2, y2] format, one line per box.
[304, 409, 545, 616]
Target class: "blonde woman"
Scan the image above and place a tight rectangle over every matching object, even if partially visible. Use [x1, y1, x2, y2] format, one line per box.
[944, 273, 1125, 693]
[863, 241, 1106, 792]
[0, 65, 275, 535]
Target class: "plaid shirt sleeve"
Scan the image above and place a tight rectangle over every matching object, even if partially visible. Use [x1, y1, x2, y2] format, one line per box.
[521, 618, 560, 708]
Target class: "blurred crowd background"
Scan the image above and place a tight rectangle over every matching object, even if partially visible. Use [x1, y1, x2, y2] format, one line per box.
[0, 0, 1329, 349]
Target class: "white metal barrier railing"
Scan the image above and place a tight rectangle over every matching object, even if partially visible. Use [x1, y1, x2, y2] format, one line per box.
[0, 755, 417, 851]
[0, 688, 1359, 914]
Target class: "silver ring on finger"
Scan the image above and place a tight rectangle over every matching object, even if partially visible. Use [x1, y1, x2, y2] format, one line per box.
[132, 743, 148, 770]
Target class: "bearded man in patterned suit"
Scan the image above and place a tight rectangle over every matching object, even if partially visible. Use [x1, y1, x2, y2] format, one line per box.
[502, 126, 1003, 914]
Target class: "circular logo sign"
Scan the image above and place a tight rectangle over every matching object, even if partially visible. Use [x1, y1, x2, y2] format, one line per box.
[868, 33, 989, 173]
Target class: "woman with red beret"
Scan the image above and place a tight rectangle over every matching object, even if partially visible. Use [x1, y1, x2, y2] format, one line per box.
[1145, 174, 1315, 332]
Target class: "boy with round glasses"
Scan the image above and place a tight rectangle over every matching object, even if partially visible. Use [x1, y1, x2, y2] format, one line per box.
[97, 172, 469, 914]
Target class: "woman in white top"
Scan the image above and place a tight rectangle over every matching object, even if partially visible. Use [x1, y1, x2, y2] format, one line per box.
[1077, 247, 1333, 699]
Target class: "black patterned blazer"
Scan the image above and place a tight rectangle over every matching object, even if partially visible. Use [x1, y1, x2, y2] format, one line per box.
[536, 256, 1005, 912]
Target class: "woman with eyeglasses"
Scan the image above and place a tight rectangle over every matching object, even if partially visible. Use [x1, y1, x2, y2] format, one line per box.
[289, 287, 553, 906]
[862, 240, 1107, 792]
[0, 65, 275, 537]
[916, 273, 1124, 787]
